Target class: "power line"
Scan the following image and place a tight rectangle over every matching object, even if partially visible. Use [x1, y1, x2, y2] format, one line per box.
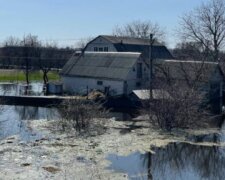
[0, 37, 91, 42]
[0, 35, 95, 49]
[0, 55, 70, 60]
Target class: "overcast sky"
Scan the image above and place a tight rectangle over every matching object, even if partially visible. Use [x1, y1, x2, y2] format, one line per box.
[0, 0, 206, 48]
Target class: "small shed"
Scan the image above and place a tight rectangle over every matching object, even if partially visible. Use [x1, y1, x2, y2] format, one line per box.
[46, 82, 63, 95]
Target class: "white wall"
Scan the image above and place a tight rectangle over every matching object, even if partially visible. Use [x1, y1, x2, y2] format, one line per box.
[62, 76, 125, 95]
[62, 59, 150, 96]
[126, 60, 149, 93]
[85, 36, 117, 52]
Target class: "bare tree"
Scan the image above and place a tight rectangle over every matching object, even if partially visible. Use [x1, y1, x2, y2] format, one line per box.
[143, 60, 219, 131]
[146, 82, 211, 131]
[1, 36, 22, 68]
[57, 98, 108, 135]
[3, 36, 21, 47]
[21, 34, 41, 47]
[20, 34, 41, 85]
[179, 0, 225, 62]
[75, 37, 94, 49]
[172, 41, 205, 60]
[38, 44, 57, 85]
[113, 20, 166, 43]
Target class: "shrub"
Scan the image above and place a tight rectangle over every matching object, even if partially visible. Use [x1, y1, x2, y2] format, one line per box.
[57, 98, 108, 135]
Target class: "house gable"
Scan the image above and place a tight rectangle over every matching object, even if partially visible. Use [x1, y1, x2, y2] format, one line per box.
[84, 35, 174, 60]
[84, 36, 117, 52]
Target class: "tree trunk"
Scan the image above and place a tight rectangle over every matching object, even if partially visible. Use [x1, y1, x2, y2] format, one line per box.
[25, 58, 29, 85]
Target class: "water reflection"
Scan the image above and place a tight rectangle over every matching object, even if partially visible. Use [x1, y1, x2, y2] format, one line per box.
[14, 106, 59, 120]
[107, 142, 225, 180]
[0, 82, 44, 96]
[0, 105, 59, 141]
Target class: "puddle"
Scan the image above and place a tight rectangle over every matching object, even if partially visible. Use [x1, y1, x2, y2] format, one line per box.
[107, 142, 225, 180]
[107, 151, 149, 179]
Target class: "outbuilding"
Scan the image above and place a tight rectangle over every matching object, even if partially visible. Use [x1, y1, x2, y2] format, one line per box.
[154, 60, 225, 114]
[60, 52, 149, 96]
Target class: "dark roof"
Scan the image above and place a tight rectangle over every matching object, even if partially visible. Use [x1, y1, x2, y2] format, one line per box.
[101, 35, 161, 45]
[113, 44, 173, 60]
[88, 35, 174, 60]
[60, 52, 141, 81]
[155, 60, 223, 83]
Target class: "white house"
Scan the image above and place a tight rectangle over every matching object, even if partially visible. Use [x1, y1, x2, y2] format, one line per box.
[60, 52, 149, 96]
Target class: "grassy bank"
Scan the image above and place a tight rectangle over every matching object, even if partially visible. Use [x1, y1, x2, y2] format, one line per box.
[0, 69, 60, 82]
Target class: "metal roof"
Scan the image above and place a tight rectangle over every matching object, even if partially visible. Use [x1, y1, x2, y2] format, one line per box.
[113, 44, 174, 60]
[155, 60, 223, 83]
[60, 52, 141, 81]
[132, 89, 172, 100]
[84, 35, 174, 60]
[100, 35, 174, 59]
[101, 35, 161, 46]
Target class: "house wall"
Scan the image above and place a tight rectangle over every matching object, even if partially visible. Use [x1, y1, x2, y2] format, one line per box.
[126, 60, 149, 93]
[85, 37, 117, 52]
[208, 68, 224, 114]
[62, 76, 125, 96]
[62, 57, 150, 96]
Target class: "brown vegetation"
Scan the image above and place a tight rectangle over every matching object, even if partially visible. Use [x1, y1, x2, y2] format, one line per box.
[146, 83, 212, 131]
[57, 98, 108, 135]
[42, 166, 61, 174]
[144, 61, 219, 131]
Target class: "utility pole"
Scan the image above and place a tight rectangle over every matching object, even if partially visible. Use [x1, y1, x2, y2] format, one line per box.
[149, 34, 154, 99]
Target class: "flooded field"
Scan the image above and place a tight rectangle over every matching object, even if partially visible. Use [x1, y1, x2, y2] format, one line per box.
[0, 82, 58, 141]
[0, 82, 44, 96]
[0, 82, 225, 179]
[107, 141, 225, 180]
[0, 105, 59, 141]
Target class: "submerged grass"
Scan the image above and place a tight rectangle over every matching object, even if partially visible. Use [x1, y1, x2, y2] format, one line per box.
[0, 69, 60, 82]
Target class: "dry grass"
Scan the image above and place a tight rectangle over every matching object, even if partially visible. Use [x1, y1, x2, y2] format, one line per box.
[42, 166, 61, 174]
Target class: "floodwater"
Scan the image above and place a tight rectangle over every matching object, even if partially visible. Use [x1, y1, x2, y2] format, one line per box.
[107, 128, 225, 180]
[0, 105, 59, 141]
[0, 82, 44, 96]
[0, 82, 59, 141]
[107, 143, 225, 180]
[1, 83, 225, 179]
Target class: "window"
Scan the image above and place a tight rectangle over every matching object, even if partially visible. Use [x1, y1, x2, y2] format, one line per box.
[136, 82, 141, 87]
[94, 47, 108, 52]
[137, 63, 143, 78]
[97, 81, 103, 85]
[104, 47, 108, 52]
[133, 67, 135, 72]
